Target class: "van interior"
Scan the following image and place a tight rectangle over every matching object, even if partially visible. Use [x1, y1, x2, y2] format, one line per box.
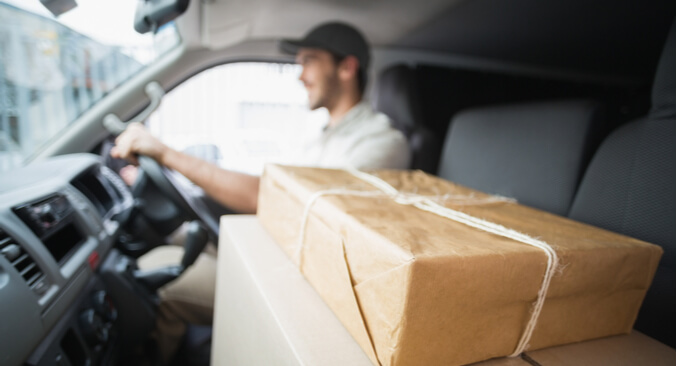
[0, 0, 673, 365]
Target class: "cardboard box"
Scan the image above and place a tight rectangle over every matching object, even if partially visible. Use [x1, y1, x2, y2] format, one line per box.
[212, 215, 533, 366]
[523, 331, 675, 366]
[213, 216, 374, 366]
[257, 165, 662, 366]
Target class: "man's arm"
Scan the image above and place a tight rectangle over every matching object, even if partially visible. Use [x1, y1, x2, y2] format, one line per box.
[110, 123, 259, 214]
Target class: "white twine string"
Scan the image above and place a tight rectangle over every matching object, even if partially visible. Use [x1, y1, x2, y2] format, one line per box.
[295, 189, 512, 263]
[295, 169, 558, 356]
[295, 189, 384, 263]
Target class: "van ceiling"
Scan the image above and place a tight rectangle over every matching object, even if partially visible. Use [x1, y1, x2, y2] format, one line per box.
[201, 0, 674, 81]
[200, 0, 460, 48]
[395, 0, 674, 80]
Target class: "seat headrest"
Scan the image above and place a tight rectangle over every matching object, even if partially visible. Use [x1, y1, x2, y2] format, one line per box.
[650, 23, 675, 120]
[373, 64, 423, 132]
[439, 100, 603, 216]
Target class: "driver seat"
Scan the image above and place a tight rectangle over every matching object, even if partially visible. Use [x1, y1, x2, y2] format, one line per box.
[374, 64, 442, 174]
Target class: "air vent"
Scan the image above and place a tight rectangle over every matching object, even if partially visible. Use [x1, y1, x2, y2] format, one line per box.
[0, 229, 46, 293]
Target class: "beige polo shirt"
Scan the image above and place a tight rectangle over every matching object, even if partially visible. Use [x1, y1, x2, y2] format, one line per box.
[292, 101, 411, 170]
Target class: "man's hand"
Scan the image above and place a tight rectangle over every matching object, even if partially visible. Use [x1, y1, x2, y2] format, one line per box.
[110, 122, 168, 165]
[119, 165, 140, 186]
[110, 122, 260, 213]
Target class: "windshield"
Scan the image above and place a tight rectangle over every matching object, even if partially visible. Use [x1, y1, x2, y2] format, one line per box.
[0, 0, 180, 172]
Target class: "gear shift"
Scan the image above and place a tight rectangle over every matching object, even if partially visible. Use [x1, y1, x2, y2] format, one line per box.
[181, 221, 209, 268]
[134, 221, 210, 292]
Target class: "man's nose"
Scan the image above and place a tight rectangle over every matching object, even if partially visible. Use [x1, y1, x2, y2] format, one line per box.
[298, 67, 308, 84]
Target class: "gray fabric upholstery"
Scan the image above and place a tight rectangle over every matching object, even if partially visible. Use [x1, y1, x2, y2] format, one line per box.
[568, 23, 675, 347]
[568, 120, 675, 258]
[438, 100, 603, 215]
[568, 118, 675, 346]
[374, 64, 442, 173]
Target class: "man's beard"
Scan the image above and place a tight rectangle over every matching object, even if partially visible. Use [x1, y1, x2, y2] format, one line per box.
[309, 72, 340, 111]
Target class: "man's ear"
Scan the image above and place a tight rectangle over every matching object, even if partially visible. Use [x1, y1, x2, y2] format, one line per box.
[338, 55, 359, 81]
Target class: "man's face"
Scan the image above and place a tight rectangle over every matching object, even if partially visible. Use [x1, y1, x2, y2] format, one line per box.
[296, 48, 341, 110]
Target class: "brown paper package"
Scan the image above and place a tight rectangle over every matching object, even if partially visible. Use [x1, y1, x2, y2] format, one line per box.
[256, 165, 662, 366]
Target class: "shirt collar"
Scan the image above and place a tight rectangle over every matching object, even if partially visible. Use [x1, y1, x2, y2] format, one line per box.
[323, 101, 369, 134]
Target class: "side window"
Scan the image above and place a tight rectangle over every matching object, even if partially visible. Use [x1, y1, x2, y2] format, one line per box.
[147, 62, 327, 175]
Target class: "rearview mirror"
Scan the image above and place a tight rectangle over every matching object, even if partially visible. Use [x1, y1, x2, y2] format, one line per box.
[134, 0, 190, 34]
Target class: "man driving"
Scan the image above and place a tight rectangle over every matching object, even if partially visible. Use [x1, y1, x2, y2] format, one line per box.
[111, 21, 410, 363]
[112, 22, 410, 213]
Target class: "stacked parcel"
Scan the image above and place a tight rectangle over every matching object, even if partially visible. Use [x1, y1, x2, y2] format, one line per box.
[257, 165, 662, 366]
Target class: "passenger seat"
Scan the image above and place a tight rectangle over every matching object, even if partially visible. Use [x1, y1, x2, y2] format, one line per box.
[437, 100, 604, 216]
[567, 24, 675, 347]
[374, 64, 442, 174]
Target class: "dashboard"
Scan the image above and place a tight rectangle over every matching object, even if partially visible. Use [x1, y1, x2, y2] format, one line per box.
[0, 154, 135, 366]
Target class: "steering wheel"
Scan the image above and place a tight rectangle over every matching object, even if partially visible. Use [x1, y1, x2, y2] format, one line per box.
[103, 82, 219, 238]
[137, 155, 220, 238]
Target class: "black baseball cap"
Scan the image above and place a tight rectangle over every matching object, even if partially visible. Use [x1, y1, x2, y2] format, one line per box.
[279, 22, 370, 72]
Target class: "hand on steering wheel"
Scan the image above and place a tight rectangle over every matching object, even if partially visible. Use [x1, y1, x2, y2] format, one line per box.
[137, 155, 220, 237]
[110, 123, 219, 237]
